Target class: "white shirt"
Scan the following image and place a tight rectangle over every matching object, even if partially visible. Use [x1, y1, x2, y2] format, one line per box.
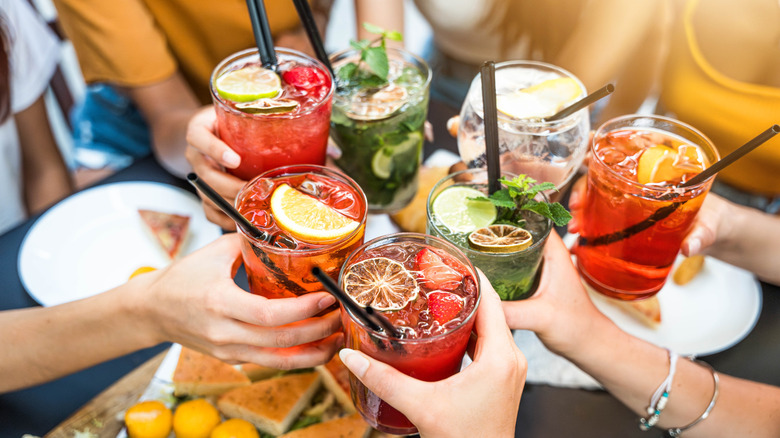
[0, 0, 59, 234]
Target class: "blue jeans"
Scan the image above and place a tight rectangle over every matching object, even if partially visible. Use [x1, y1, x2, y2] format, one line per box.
[71, 84, 151, 169]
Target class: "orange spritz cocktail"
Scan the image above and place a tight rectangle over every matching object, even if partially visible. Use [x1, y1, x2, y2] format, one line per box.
[235, 165, 367, 298]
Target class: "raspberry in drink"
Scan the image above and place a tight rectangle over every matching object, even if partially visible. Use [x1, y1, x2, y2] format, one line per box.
[339, 233, 480, 435]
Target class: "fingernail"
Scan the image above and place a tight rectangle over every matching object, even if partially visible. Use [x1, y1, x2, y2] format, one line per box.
[318, 295, 336, 310]
[340, 348, 370, 377]
[222, 150, 241, 168]
[687, 238, 701, 256]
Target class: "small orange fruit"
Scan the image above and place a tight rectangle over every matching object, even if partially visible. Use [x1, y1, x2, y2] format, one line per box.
[173, 399, 221, 438]
[124, 400, 172, 438]
[210, 418, 260, 438]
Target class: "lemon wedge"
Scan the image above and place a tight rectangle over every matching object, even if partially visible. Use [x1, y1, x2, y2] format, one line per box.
[270, 184, 360, 243]
[637, 144, 705, 185]
[496, 77, 582, 119]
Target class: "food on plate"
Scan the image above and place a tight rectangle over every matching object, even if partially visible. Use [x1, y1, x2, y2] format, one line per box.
[446, 115, 460, 137]
[239, 362, 281, 381]
[138, 209, 191, 259]
[173, 398, 221, 438]
[173, 347, 250, 396]
[389, 165, 450, 233]
[673, 254, 706, 286]
[128, 265, 157, 280]
[315, 355, 355, 413]
[124, 400, 172, 438]
[278, 413, 371, 438]
[614, 295, 662, 328]
[217, 372, 322, 436]
[210, 418, 260, 438]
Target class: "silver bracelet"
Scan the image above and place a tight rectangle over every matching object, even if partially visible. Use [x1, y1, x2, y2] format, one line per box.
[667, 360, 720, 437]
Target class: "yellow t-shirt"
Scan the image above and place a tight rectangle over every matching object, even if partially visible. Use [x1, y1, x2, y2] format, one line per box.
[659, 0, 780, 196]
[53, 0, 302, 103]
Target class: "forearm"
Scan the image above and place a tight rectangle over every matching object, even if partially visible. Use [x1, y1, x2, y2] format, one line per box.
[0, 284, 158, 393]
[569, 317, 780, 436]
[355, 0, 404, 43]
[149, 107, 197, 178]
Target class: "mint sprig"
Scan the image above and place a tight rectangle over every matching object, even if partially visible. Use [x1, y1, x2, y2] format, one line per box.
[337, 23, 403, 87]
[473, 175, 572, 227]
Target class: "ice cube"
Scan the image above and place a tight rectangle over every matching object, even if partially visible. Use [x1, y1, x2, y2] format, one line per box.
[298, 179, 323, 198]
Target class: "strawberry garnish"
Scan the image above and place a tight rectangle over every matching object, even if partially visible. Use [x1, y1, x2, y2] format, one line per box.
[282, 67, 330, 92]
[428, 291, 464, 324]
[415, 247, 463, 291]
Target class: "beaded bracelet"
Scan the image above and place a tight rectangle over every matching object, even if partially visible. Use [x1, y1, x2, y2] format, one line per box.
[639, 349, 679, 431]
[667, 360, 720, 437]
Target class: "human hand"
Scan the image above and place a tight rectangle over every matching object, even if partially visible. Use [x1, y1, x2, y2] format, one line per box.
[130, 233, 342, 369]
[681, 192, 732, 257]
[185, 106, 246, 230]
[339, 271, 526, 438]
[566, 175, 586, 234]
[502, 231, 606, 358]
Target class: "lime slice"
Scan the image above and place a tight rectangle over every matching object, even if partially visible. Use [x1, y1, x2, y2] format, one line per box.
[371, 131, 422, 180]
[216, 65, 281, 103]
[468, 224, 532, 253]
[431, 186, 497, 234]
[236, 98, 299, 114]
[497, 77, 582, 119]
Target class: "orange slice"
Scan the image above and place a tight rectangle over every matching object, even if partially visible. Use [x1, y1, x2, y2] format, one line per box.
[637, 144, 706, 185]
[468, 224, 533, 253]
[129, 266, 157, 280]
[270, 184, 359, 243]
[343, 257, 419, 311]
[637, 144, 675, 184]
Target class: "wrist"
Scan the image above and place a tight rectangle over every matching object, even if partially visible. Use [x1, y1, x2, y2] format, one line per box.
[118, 276, 166, 348]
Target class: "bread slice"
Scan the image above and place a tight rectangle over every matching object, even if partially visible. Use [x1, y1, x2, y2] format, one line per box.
[138, 209, 190, 259]
[615, 295, 662, 328]
[278, 413, 371, 438]
[239, 363, 280, 381]
[218, 372, 322, 436]
[315, 355, 355, 413]
[172, 347, 251, 397]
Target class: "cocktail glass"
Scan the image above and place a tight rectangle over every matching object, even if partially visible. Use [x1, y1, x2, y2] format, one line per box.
[576, 115, 720, 300]
[426, 168, 552, 300]
[330, 48, 431, 214]
[211, 48, 334, 181]
[458, 60, 589, 194]
[235, 164, 367, 298]
[338, 232, 480, 435]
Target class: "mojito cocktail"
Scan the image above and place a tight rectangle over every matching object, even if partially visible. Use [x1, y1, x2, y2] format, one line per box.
[211, 48, 333, 181]
[576, 115, 719, 300]
[339, 233, 480, 434]
[330, 48, 431, 213]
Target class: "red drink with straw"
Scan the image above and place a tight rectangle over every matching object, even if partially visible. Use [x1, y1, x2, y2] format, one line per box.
[211, 48, 333, 181]
[339, 233, 480, 434]
[576, 115, 719, 300]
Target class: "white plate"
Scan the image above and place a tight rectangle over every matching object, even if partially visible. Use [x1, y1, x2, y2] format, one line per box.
[564, 234, 762, 356]
[18, 182, 223, 306]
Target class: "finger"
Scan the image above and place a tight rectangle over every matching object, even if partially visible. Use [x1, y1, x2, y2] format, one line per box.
[227, 291, 338, 327]
[681, 224, 715, 256]
[186, 107, 241, 168]
[471, 271, 516, 361]
[216, 332, 344, 369]
[339, 348, 436, 414]
[214, 309, 342, 350]
[203, 200, 238, 231]
[568, 175, 586, 209]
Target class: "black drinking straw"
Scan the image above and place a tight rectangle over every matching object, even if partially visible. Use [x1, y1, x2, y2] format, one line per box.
[290, 0, 335, 79]
[311, 267, 401, 338]
[680, 124, 780, 187]
[480, 61, 502, 195]
[545, 83, 615, 122]
[187, 173, 269, 241]
[245, 0, 277, 71]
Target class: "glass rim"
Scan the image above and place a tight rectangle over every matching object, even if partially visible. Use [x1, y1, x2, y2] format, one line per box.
[338, 232, 481, 343]
[591, 114, 721, 193]
[425, 168, 553, 258]
[235, 164, 367, 252]
[210, 47, 335, 119]
[469, 59, 588, 127]
[329, 46, 433, 104]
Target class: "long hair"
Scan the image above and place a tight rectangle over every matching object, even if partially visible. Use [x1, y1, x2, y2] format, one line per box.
[0, 13, 10, 123]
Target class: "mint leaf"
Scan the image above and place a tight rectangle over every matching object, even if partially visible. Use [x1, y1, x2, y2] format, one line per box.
[478, 174, 572, 227]
[362, 22, 385, 35]
[364, 46, 389, 80]
[385, 30, 403, 41]
[487, 189, 516, 209]
[548, 202, 573, 227]
[337, 62, 358, 82]
[521, 199, 551, 218]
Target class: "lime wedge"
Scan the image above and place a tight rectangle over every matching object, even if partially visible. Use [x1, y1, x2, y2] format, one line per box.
[497, 77, 582, 119]
[216, 65, 281, 103]
[431, 186, 497, 233]
[371, 148, 393, 179]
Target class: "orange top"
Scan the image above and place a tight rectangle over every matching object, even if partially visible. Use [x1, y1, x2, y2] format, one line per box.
[53, 0, 302, 103]
[659, 0, 780, 196]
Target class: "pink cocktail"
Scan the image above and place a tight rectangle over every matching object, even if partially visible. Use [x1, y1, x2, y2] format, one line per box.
[211, 48, 333, 181]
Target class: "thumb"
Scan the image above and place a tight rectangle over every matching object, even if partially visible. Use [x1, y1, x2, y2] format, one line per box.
[681, 223, 716, 256]
[339, 348, 431, 415]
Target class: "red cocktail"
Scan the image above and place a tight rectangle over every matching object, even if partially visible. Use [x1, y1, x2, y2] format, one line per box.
[339, 233, 480, 434]
[576, 115, 719, 300]
[211, 48, 333, 181]
[236, 165, 366, 298]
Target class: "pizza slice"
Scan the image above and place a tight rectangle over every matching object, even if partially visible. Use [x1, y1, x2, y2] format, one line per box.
[616, 295, 661, 328]
[138, 209, 190, 259]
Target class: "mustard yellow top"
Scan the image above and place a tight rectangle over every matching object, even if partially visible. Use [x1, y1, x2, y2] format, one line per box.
[659, 0, 780, 196]
[53, 0, 302, 103]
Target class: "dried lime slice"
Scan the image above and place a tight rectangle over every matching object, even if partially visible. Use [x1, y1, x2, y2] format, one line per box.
[468, 224, 533, 253]
[236, 98, 299, 114]
[343, 257, 419, 311]
[216, 65, 281, 103]
[431, 186, 497, 234]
